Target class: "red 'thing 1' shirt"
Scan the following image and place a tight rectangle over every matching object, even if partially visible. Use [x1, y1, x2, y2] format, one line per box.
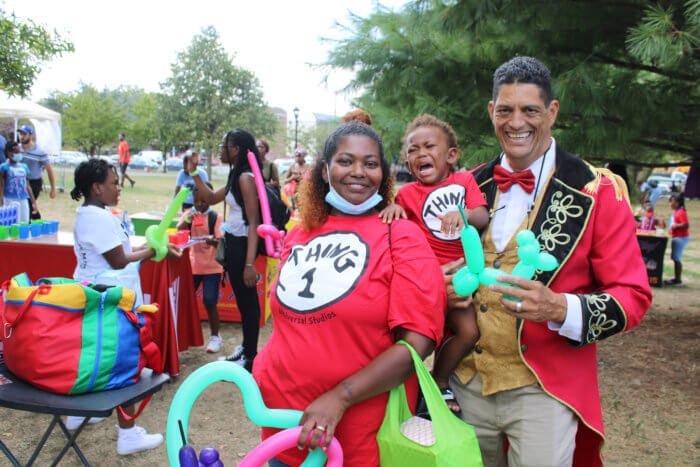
[671, 207, 689, 238]
[253, 215, 446, 467]
[395, 171, 487, 265]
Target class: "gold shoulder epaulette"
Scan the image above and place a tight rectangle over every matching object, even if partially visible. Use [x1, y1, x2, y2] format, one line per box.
[583, 162, 631, 207]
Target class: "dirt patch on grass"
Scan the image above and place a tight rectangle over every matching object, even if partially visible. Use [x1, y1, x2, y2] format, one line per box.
[598, 286, 699, 465]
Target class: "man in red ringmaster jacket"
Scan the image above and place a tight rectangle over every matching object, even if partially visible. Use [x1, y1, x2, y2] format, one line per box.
[444, 57, 651, 466]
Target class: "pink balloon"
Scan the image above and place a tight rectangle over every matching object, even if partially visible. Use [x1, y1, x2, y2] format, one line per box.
[247, 150, 285, 258]
[238, 426, 343, 467]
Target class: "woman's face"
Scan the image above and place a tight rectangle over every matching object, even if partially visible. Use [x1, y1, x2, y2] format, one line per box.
[220, 136, 239, 164]
[256, 141, 267, 159]
[670, 198, 679, 210]
[323, 134, 383, 207]
[93, 169, 121, 207]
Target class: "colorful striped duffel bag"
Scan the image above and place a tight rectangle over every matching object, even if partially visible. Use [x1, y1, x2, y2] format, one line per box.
[0, 273, 162, 395]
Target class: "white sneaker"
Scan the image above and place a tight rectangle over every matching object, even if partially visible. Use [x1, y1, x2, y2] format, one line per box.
[218, 345, 244, 362]
[117, 426, 163, 455]
[206, 335, 222, 353]
[65, 416, 105, 430]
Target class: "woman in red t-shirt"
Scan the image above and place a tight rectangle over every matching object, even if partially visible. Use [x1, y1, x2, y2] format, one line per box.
[665, 193, 690, 286]
[253, 122, 446, 466]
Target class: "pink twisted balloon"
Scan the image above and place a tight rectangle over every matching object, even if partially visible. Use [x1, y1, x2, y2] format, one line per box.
[247, 150, 285, 258]
[238, 426, 343, 467]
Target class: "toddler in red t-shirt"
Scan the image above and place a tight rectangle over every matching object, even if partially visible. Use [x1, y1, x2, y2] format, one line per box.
[637, 201, 665, 232]
[379, 114, 489, 414]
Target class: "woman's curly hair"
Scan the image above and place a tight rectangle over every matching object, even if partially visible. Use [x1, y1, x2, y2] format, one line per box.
[297, 121, 394, 230]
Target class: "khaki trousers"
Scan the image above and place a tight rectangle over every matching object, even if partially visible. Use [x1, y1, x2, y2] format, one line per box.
[449, 373, 578, 467]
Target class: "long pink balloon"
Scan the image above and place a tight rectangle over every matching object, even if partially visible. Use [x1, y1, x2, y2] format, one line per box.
[238, 426, 343, 467]
[247, 150, 285, 258]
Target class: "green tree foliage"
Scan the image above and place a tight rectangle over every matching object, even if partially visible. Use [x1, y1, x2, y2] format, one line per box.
[0, 8, 73, 97]
[56, 85, 125, 156]
[43, 85, 162, 154]
[158, 26, 278, 156]
[327, 0, 699, 167]
[100, 86, 160, 151]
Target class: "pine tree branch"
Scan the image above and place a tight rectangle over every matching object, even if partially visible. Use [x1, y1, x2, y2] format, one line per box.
[633, 139, 699, 159]
[590, 54, 696, 82]
[588, 157, 694, 168]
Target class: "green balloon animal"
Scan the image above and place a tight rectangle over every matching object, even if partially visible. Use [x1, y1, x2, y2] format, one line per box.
[145, 187, 190, 261]
[452, 206, 558, 301]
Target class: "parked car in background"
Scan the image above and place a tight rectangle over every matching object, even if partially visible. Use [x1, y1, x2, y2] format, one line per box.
[128, 155, 159, 171]
[645, 175, 673, 198]
[54, 151, 89, 167]
[646, 175, 674, 190]
[274, 158, 294, 178]
[138, 150, 164, 166]
[165, 157, 184, 171]
[670, 171, 687, 187]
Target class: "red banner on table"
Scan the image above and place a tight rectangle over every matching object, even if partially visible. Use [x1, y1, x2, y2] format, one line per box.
[141, 255, 203, 376]
[193, 255, 276, 325]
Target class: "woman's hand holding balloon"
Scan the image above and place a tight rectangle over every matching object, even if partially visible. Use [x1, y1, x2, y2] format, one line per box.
[297, 388, 349, 452]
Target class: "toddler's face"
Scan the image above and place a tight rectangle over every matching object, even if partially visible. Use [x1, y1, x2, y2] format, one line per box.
[405, 126, 457, 185]
[194, 191, 210, 213]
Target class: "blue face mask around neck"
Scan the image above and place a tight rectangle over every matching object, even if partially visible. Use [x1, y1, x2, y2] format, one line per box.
[11, 153, 22, 162]
[324, 164, 383, 215]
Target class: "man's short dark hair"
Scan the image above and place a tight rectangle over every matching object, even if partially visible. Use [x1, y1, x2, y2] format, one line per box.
[492, 56, 552, 105]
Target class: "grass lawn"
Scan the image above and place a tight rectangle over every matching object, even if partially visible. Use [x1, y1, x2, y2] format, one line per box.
[41, 167, 229, 227]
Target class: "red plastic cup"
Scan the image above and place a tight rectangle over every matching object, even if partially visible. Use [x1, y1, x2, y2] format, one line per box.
[177, 230, 189, 245]
[168, 233, 178, 244]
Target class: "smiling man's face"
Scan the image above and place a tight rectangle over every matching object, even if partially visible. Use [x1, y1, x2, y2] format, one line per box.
[489, 82, 559, 170]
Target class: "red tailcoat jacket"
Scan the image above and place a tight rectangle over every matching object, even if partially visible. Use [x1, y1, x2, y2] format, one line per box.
[471, 146, 652, 466]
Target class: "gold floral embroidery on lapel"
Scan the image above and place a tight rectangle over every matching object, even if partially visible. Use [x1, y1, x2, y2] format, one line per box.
[537, 192, 585, 251]
[584, 293, 618, 343]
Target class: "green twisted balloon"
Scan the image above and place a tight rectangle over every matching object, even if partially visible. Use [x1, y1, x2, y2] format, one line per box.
[166, 362, 327, 466]
[145, 187, 190, 261]
[452, 206, 558, 300]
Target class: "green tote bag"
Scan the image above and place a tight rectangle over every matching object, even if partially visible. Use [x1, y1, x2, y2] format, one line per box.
[377, 341, 483, 466]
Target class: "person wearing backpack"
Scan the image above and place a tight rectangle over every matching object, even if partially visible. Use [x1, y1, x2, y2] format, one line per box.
[177, 182, 224, 353]
[185, 129, 263, 372]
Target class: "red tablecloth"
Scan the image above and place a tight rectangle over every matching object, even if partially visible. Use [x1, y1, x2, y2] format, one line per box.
[0, 235, 202, 375]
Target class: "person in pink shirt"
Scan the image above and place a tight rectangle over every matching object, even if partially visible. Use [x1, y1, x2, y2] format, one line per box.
[177, 182, 225, 352]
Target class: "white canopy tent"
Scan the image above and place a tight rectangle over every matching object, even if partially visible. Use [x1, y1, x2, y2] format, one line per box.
[0, 91, 62, 156]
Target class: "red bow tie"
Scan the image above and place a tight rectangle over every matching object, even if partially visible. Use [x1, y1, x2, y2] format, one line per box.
[494, 165, 535, 193]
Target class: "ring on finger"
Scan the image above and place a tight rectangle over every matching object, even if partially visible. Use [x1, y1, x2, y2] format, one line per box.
[516, 302, 522, 312]
[315, 425, 326, 432]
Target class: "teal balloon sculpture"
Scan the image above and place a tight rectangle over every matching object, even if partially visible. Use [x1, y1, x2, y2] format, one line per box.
[146, 187, 190, 261]
[452, 206, 558, 301]
[166, 362, 328, 466]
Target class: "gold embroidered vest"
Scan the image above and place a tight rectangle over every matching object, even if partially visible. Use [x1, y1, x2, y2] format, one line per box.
[454, 175, 552, 396]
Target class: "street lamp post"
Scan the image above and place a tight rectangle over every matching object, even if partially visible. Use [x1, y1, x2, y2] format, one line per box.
[293, 107, 299, 150]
